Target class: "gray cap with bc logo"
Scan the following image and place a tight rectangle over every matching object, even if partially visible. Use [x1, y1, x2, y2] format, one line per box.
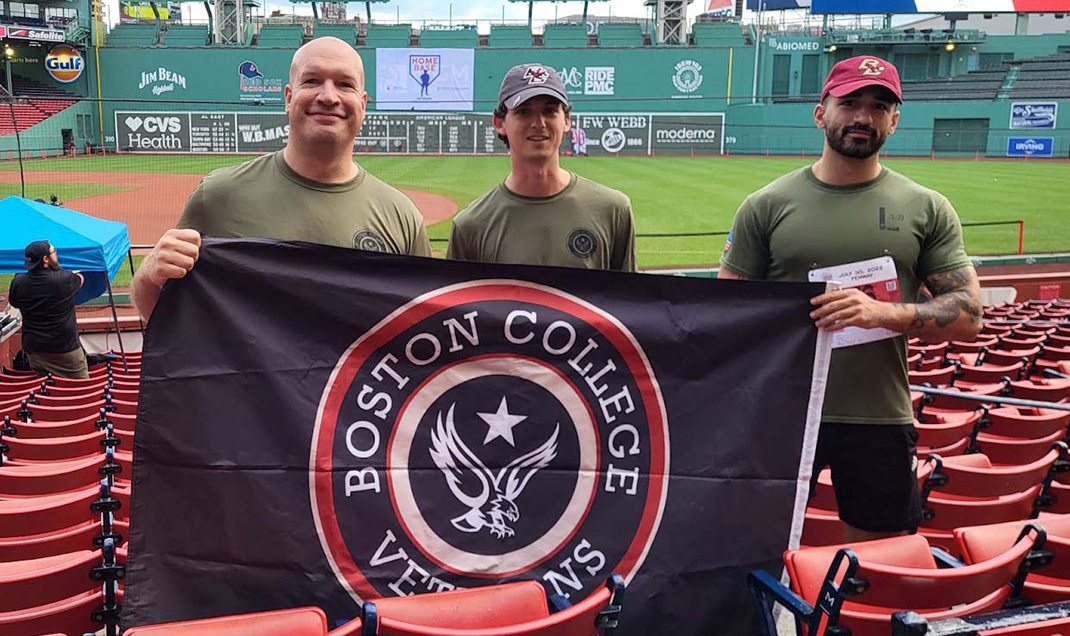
[498, 64, 570, 110]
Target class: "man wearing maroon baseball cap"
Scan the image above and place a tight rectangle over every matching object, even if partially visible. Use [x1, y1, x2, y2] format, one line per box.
[721, 55, 982, 543]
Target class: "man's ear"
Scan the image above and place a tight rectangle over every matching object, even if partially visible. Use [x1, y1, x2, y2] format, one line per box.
[888, 108, 900, 136]
[813, 102, 826, 130]
[284, 84, 293, 114]
[493, 112, 507, 136]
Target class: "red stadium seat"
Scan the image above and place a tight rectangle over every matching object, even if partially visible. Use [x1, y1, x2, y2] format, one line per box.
[5, 410, 135, 438]
[1009, 379, 1070, 403]
[977, 429, 1067, 466]
[982, 347, 1042, 368]
[800, 507, 845, 547]
[950, 337, 1001, 354]
[926, 383, 1006, 411]
[1001, 336, 1049, 350]
[910, 366, 957, 387]
[4, 428, 132, 463]
[0, 451, 130, 498]
[930, 450, 1061, 498]
[360, 575, 624, 636]
[0, 550, 102, 613]
[0, 483, 130, 538]
[919, 453, 1051, 551]
[916, 410, 981, 449]
[918, 435, 971, 460]
[750, 531, 1045, 636]
[956, 515, 1070, 605]
[987, 407, 1070, 440]
[957, 361, 1026, 384]
[0, 519, 129, 562]
[123, 607, 330, 636]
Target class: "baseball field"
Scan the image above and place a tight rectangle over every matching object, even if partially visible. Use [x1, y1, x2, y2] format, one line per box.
[0, 154, 1064, 270]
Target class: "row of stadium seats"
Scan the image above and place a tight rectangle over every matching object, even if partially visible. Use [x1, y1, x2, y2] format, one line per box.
[902, 51, 1070, 101]
[0, 354, 140, 636]
[106, 22, 656, 48]
[755, 515, 1070, 636]
[783, 299, 1070, 634]
[119, 574, 625, 636]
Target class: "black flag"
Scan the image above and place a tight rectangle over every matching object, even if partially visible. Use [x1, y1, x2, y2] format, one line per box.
[124, 238, 831, 635]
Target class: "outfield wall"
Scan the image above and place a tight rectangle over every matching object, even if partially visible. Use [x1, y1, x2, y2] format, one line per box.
[725, 99, 1070, 157]
[3, 36, 1070, 157]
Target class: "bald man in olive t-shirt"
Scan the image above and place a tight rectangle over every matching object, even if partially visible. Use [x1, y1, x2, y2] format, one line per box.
[179, 150, 431, 256]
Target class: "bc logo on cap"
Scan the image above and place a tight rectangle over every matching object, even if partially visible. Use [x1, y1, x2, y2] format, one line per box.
[45, 46, 84, 84]
[523, 66, 548, 84]
[859, 59, 885, 77]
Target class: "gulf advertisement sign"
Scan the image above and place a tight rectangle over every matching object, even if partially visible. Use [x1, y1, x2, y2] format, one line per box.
[45, 45, 83, 83]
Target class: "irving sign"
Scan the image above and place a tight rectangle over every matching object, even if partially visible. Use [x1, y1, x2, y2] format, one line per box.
[123, 239, 831, 636]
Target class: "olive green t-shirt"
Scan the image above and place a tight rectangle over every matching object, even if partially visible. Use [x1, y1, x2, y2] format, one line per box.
[721, 166, 971, 425]
[178, 151, 431, 257]
[447, 173, 636, 272]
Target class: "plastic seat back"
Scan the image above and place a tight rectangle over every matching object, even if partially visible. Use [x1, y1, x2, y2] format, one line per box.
[987, 407, 1070, 440]
[125, 607, 329, 636]
[365, 575, 623, 636]
[0, 550, 100, 611]
[936, 451, 1058, 497]
[372, 580, 549, 630]
[977, 430, 1066, 466]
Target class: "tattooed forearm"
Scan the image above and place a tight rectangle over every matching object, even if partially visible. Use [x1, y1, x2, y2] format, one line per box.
[900, 265, 982, 338]
[909, 291, 982, 330]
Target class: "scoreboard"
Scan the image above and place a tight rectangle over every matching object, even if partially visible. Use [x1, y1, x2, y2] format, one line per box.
[114, 111, 725, 156]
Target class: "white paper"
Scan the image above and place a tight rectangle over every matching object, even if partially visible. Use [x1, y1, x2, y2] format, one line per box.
[808, 256, 902, 349]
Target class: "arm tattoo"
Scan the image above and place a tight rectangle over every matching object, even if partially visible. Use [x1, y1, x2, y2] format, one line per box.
[905, 266, 982, 332]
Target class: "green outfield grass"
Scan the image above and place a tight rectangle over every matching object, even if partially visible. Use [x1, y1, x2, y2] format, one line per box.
[0, 183, 126, 202]
[2, 154, 1064, 268]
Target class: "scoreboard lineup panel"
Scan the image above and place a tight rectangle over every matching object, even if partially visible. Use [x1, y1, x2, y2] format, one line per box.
[113, 111, 726, 156]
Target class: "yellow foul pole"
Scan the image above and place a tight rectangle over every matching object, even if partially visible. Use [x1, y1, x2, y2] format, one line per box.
[92, 0, 104, 152]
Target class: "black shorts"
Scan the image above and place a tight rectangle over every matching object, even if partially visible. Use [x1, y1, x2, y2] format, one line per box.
[809, 422, 923, 533]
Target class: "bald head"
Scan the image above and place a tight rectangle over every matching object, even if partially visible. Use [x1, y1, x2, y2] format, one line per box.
[289, 37, 365, 89]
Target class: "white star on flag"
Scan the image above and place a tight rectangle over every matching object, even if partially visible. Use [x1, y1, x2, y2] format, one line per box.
[477, 396, 528, 446]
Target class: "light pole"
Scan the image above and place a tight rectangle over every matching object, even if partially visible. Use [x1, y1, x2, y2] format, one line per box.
[0, 43, 24, 195]
[3, 45, 13, 95]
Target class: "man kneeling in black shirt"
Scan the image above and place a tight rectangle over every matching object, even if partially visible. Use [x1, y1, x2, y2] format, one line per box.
[8, 240, 87, 379]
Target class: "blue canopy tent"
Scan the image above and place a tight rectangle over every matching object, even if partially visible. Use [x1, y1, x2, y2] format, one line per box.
[0, 196, 135, 367]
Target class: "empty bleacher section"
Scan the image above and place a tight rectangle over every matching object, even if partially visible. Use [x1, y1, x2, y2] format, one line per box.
[900, 52, 1070, 101]
[691, 22, 745, 46]
[1009, 53, 1070, 100]
[488, 24, 532, 47]
[901, 69, 1006, 101]
[596, 23, 643, 47]
[105, 23, 159, 46]
[256, 24, 304, 47]
[162, 24, 210, 47]
[542, 23, 588, 47]
[0, 76, 78, 135]
[363, 23, 412, 47]
[418, 27, 478, 48]
[312, 23, 357, 46]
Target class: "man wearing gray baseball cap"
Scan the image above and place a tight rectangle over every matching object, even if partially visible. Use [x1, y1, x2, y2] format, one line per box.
[447, 63, 636, 271]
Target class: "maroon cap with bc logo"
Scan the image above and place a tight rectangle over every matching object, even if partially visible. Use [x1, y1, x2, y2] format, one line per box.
[821, 55, 902, 103]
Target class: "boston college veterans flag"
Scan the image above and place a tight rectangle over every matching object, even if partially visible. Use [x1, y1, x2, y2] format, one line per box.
[124, 238, 832, 635]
